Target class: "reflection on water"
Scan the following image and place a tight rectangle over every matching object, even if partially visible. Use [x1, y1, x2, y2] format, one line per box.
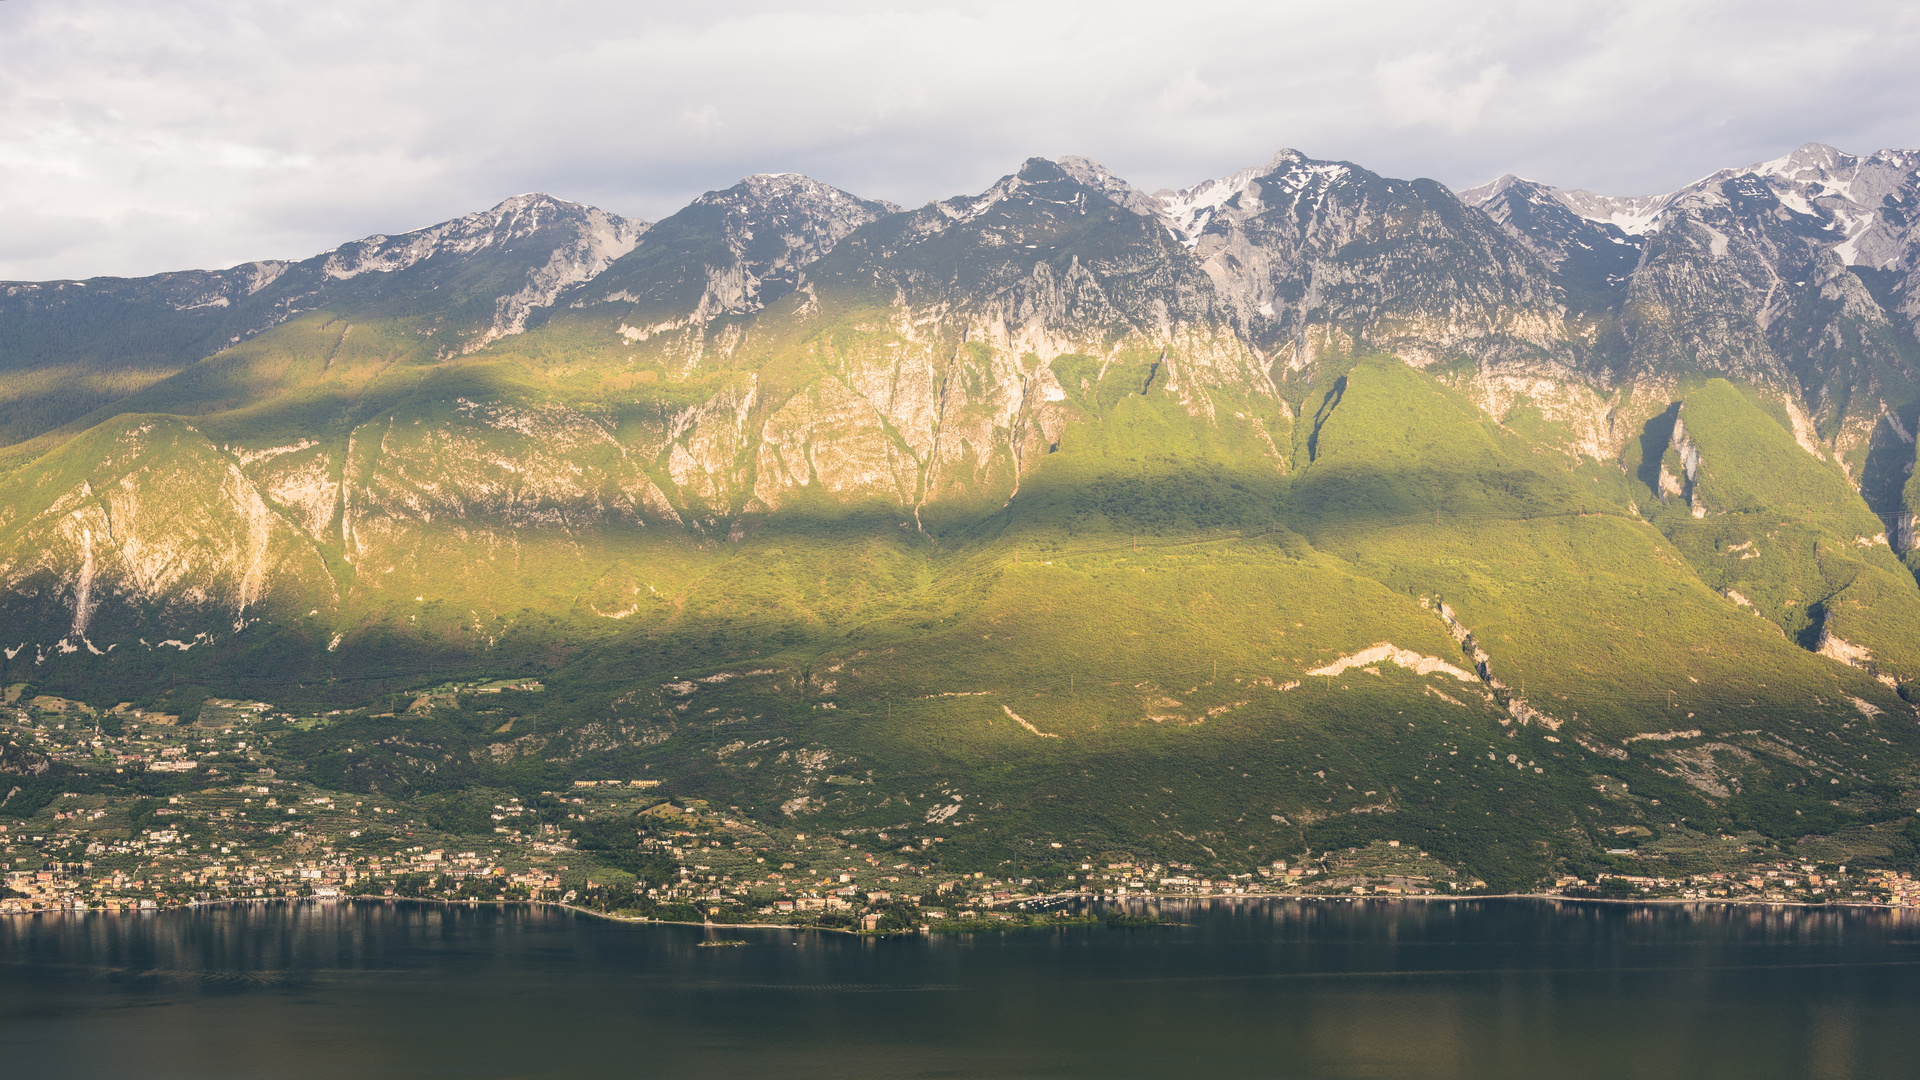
[2, 898, 1918, 1079]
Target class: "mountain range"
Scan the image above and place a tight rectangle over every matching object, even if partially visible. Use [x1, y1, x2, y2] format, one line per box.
[3, 141, 1918, 888]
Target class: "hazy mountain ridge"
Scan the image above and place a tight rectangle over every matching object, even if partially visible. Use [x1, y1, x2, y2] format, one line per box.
[316, 192, 648, 346]
[0, 195, 649, 457]
[558, 174, 898, 375]
[5, 144, 1918, 641]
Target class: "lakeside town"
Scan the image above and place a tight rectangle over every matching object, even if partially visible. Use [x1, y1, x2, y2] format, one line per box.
[7, 687, 1920, 926]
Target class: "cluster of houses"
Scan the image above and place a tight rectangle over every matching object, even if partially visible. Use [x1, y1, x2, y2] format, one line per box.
[1556, 865, 1920, 904]
[0, 846, 559, 912]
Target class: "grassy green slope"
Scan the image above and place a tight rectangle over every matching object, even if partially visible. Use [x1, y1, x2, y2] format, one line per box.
[1905, 437, 1920, 578]
[0, 274, 270, 450]
[449, 363, 1600, 888]
[452, 355, 1910, 889]
[1649, 379, 1920, 689]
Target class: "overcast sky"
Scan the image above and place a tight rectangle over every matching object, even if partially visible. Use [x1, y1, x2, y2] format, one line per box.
[3, 0, 1916, 280]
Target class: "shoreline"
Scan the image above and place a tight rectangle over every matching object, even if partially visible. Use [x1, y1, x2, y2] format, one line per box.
[6, 889, 1916, 922]
[0, 894, 876, 933]
[1030, 889, 1920, 912]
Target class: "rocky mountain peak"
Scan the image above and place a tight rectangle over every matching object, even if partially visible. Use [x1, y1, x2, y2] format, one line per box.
[1052, 156, 1160, 218]
[921, 158, 1086, 230]
[1151, 165, 1265, 247]
[1151, 149, 1367, 248]
[1456, 173, 1531, 206]
[685, 173, 898, 270]
[320, 193, 645, 283]
[560, 173, 900, 352]
[701, 172, 898, 214]
[1716, 143, 1920, 271]
[1459, 172, 1644, 294]
[1750, 142, 1854, 183]
[1528, 142, 1920, 266]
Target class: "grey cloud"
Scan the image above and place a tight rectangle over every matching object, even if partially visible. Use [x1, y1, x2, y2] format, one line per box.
[2, 0, 1916, 279]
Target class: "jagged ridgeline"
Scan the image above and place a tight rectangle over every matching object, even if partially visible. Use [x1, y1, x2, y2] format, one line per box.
[4, 147, 1920, 887]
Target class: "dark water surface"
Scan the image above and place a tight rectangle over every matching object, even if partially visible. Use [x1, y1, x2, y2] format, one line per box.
[2, 898, 1917, 1079]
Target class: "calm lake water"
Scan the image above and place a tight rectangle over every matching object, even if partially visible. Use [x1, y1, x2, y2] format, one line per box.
[2, 898, 1917, 1079]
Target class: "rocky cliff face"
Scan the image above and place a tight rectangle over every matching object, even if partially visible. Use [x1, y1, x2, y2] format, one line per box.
[582, 158, 1275, 527]
[1462, 144, 1920, 507]
[1159, 149, 1577, 380]
[0, 417, 334, 651]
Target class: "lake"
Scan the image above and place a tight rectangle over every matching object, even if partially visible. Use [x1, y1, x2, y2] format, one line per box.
[2, 898, 1917, 1078]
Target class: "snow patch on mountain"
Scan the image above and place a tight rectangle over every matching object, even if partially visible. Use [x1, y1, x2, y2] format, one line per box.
[1152, 150, 1353, 247]
[1546, 188, 1673, 235]
[1153, 166, 1263, 247]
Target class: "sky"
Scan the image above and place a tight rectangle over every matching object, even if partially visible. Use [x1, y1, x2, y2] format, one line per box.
[3, 0, 1916, 280]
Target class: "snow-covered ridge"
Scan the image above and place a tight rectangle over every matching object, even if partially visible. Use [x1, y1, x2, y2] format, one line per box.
[1459, 173, 1671, 236]
[1464, 142, 1920, 266]
[1152, 149, 1355, 247]
[1544, 187, 1674, 236]
[1153, 164, 1265, 247]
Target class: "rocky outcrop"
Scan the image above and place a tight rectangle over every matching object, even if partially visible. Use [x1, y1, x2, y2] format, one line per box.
[0, 418, 335, 642]
[1668, 412, 1707, 517]
[1305, 643, 1478, 682]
